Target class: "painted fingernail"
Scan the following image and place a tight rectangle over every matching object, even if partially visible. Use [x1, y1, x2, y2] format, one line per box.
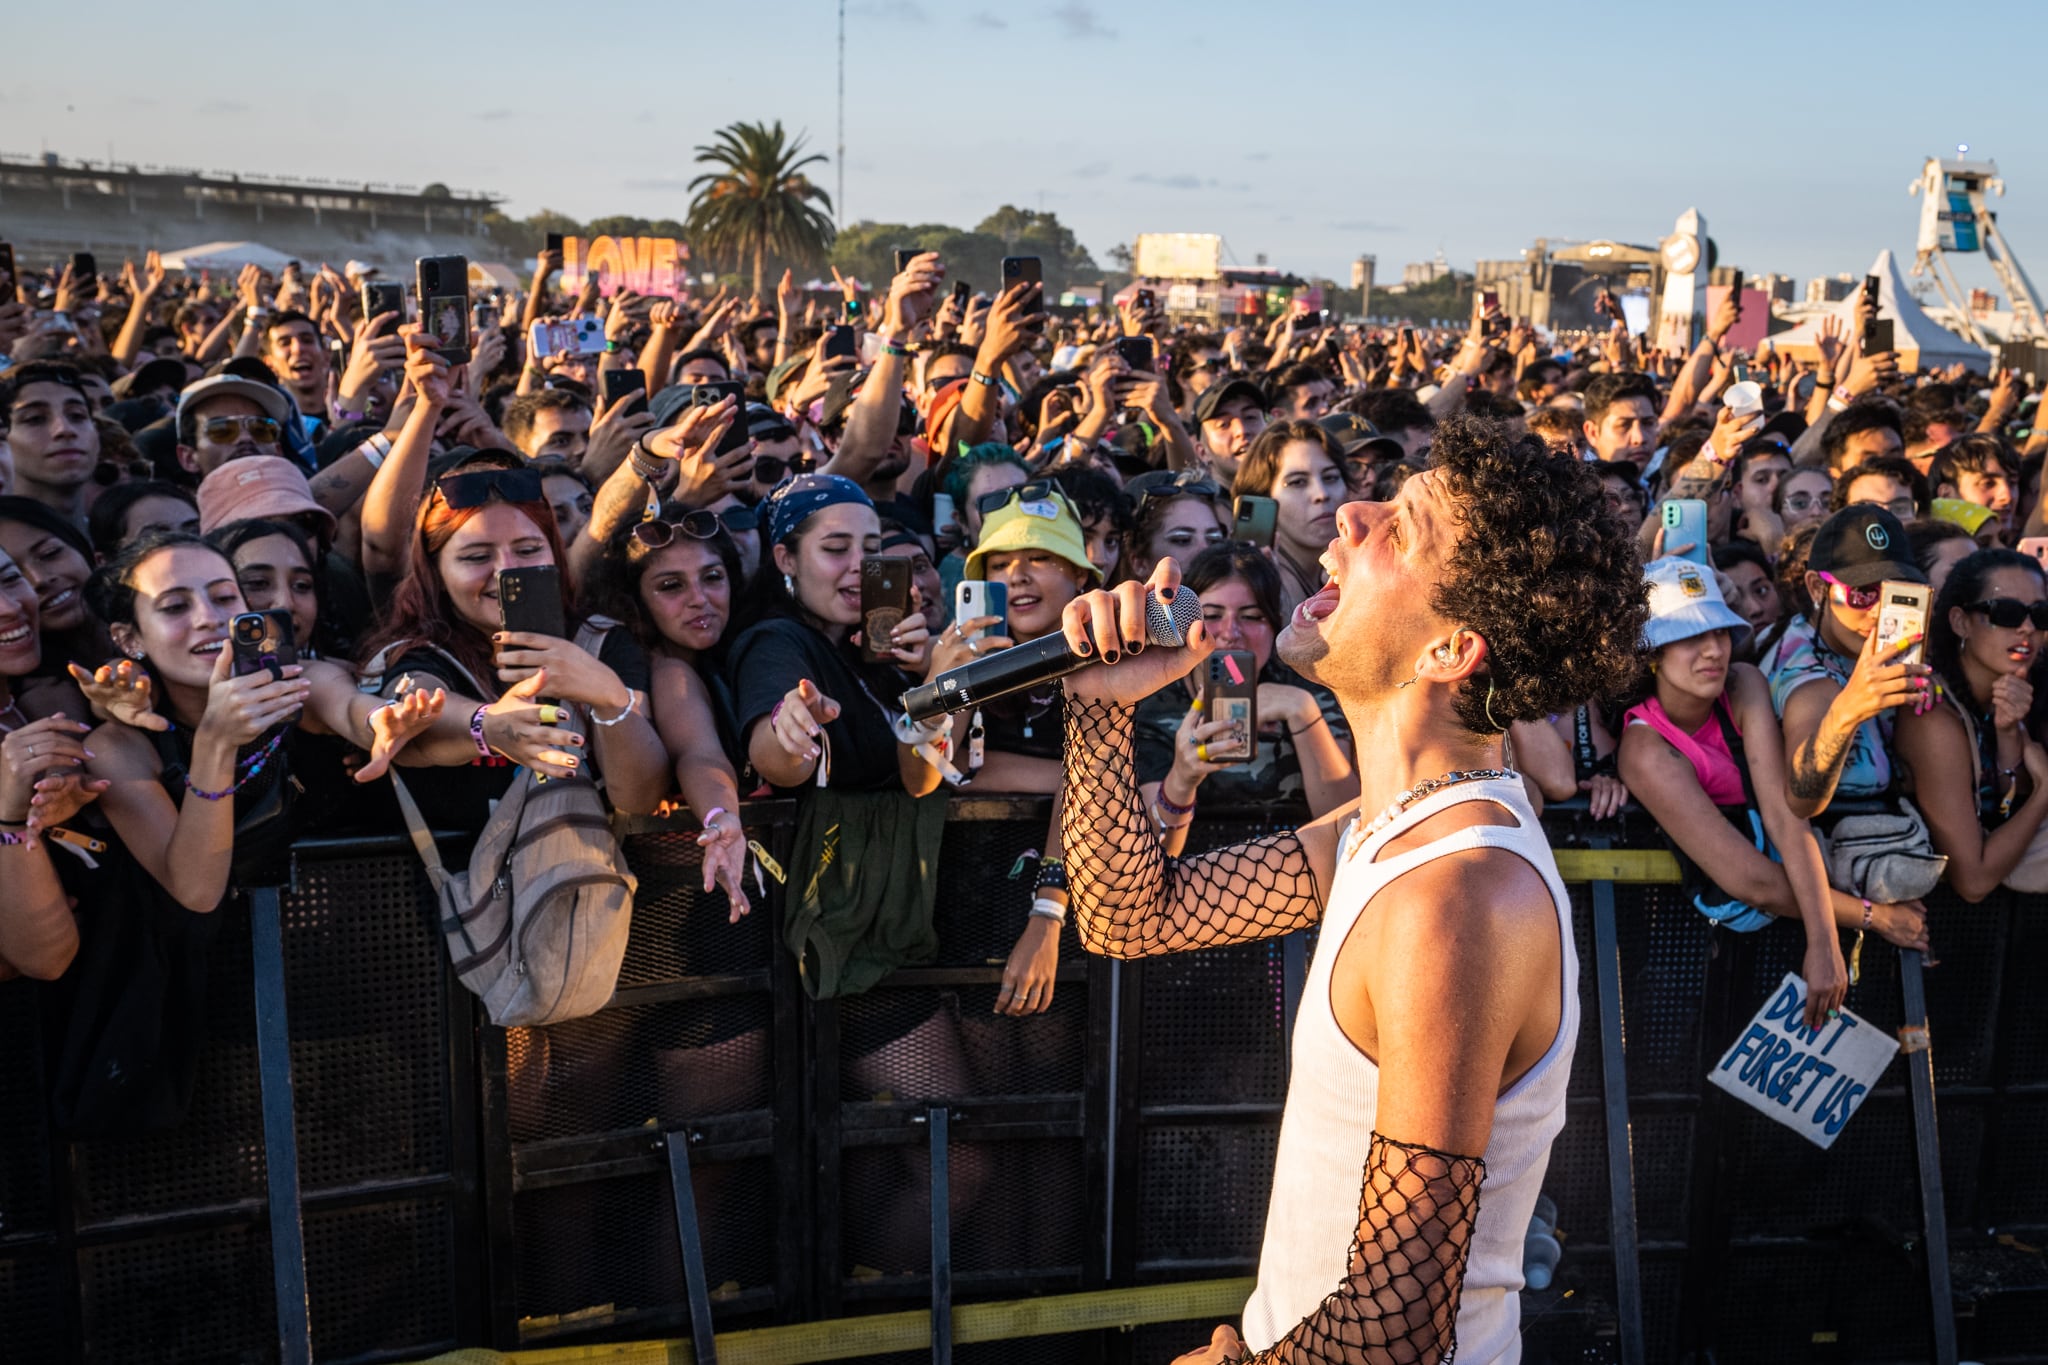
[1075, 639, 1091, 656]
[565, 756, 579, 768]
[1126, 639, 1143, 655]
[1102, 650, 1120, 665]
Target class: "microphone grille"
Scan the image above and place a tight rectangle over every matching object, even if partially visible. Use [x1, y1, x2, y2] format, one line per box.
[1145, 585, 1203, 648]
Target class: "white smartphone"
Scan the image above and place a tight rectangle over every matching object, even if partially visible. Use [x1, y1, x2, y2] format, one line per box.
[528, 317, 607, 359]
[955, 579, 1007, 638]
[931, 492, 958, 534]
[1873, 580, 1931, 667]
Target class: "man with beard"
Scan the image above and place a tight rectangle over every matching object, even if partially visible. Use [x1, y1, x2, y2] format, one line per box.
[1053, 417, 1644, 1365]
[174, 375, 295, 480]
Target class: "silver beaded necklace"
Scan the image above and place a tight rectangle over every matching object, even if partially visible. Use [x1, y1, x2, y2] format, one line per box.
[1358, 767, 1519, 841]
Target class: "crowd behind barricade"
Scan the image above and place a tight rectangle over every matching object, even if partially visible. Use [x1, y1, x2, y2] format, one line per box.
[0, 242, 2043, 1133]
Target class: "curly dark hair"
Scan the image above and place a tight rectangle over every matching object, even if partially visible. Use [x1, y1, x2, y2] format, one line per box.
[1426, 416, 1648, 735]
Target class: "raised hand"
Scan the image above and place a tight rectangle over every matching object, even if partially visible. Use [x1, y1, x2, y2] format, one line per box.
[68, 659, 170, 731]
[355, 685, 447, 783]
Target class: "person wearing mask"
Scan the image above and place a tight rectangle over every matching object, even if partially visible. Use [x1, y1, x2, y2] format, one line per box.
[1229, 420, 1362, 616]
[1619, 558, 1925, 1011]
[1116, 471, 1229, 583]
[1773, 507, 1931, 821]
[0, 362, 101, 525]
[1133, 544, 1356, 856]
[1893, 549, 2048, 901]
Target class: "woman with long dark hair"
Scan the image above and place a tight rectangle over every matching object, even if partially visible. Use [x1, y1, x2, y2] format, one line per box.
[1892, 548, 2048, 901]
[0, 495, 108, 673]
[1226, 420, 1364, 615]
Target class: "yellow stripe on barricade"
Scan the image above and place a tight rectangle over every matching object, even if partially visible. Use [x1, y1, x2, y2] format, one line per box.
[1551, 848, 1680, 884]
[406, 1278, 1257, 1365]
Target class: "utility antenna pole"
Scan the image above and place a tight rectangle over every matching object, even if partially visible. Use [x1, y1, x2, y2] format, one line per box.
[836, 0, 846, 227]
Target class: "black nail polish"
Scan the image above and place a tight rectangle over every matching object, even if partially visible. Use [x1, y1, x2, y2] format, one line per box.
[1103, 650, 1120, 665]
[1126, 639, 1144, 655]
[1075, 639, 1092, 657]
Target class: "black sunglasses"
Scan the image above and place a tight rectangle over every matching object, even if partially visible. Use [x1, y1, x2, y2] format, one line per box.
[1966, 598, 2048, 630]
[751, 452, 815, 484]
[631, 510, 725, 548]
[1125, 470, 1222, 511]
[976, 478, 1057, 519]
[435, 466, 544, 509]
[717, 504, 760, 533]
[93, 458, 156, 485]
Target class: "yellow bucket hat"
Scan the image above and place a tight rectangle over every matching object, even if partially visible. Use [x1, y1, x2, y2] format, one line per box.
[963, 486, 1102, 586]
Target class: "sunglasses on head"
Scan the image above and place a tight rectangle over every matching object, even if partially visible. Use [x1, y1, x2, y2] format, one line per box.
[200, 414, 282, 445]
[631, 509, 726, 549]
[976, 478, 1058, 520]
[1967, 598, 2048, 630]
[1816, 571, 1881, 612]
[1125, 470, 1222, 510]
[751, 451, 815, 484]
[435, 465, 544, 509]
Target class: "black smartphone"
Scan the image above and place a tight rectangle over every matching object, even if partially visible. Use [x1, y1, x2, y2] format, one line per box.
[1115, 336, 1156, 374]
[1136, 287, 1156, 311]
[691, 381, 750, 454]
[361, 280, 405, 323]
[824, 324, 859, 361]
[230, 610, 298, 681]
[0, 242, 15, 299]
[416, 255, 471, 363]
[545, 231, 565, 255]
[497, 565, 567, 640]
[71, 251, 97, 295]
[894, 247, 917, 274]
[1232, 495, 1278, 548]
[859, 555, 911, 661]
[951, 280, 971, 308]
[1728, 269, 1744, 300]
[1002, 256, 1043, 332]
[1863, 317, 1895, 354]
[1862, 274, 1881, 308]
[473, 299, 501, 333]
[602, 367, 647, 410]
[1200, 650, 1258, 763]
[842, 298, 862, 322]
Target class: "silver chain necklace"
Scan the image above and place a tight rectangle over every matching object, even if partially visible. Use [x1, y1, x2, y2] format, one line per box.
[1359, 768, 1519, 840]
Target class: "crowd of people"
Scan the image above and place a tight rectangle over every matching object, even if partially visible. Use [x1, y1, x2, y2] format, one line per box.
[0, 241, 2043, 1132]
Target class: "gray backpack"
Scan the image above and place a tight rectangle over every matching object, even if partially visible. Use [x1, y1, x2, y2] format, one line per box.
[364, 625, 638, 1026]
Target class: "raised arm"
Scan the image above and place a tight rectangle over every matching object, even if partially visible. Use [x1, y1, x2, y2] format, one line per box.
[360, 339, 452, 579]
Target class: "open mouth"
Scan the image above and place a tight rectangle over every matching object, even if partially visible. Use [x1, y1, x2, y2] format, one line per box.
[1296, 579, 1341, 625]
[1010, 594, 1042, 614]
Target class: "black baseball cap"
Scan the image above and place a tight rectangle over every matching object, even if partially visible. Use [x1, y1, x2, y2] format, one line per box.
[1317, 412, 1404, 464]
[1808, 506, 1924, 589]
[1192, 377, 1269, 427]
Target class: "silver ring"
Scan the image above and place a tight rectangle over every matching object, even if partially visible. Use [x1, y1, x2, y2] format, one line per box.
[965, 638, 980, 655]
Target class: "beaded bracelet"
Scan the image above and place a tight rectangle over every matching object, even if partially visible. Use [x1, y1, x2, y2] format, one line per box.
[592, 693, 639, 727]
[1154, 786, 1196, 818]
[187, 730, 287, 802]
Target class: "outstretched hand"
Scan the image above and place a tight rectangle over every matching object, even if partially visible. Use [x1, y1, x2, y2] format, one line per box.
[357, 684, 447, 783]
[69, 659, 170, 731]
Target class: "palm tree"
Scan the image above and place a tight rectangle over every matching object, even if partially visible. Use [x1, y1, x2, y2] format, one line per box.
[686, 121, 836, 297]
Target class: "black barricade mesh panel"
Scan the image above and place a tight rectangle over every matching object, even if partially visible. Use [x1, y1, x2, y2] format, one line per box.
[1135, 1124, 1278, 1270]
[1138, 940, 1288, 1108]
[927, 811, 1071, 967]
[2000, 899, 2048, 1086]
[859, 1330, 1104, 1365]
[840, 1135, 1086, 1284]
[506, 996, 776, 1143]
[283, 853, 452, 1191]
[1619, 885, 1713, 1097]
[512, 1158, 776, 1332]
[78, 1222, 275, 1363]
[0, 1252, 60, 1363]
[305, 1197, 456, 1360]
[1917, 886, 2005, 1087]
[840, 985, 1086, 1103]
[1627, 1109, 1695, 1243]
[72, 899, 264, 1223]
[0, 982, 53, 1234]
[1712, 1242, 1930, 1362]
[1984, 1096, 2048, 1227]
[618, 831, 773, 985]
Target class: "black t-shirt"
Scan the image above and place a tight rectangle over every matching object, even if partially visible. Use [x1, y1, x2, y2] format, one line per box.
[977, 684, 1065, 763]
[381, 627, 652, 832]
[726, 616, 911, 794]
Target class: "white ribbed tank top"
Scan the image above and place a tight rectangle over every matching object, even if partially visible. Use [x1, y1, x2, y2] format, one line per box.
[1239, 777, 1577, 1364]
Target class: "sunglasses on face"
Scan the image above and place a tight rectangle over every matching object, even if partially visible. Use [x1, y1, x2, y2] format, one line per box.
[1967, 598, 2048, 630]
[1816, 571, 1881, 612]
[93, 458, 156, 485]
[435, 465, 544, 509]
[751, 451, 815, 484]
[631, 509, 725, 548]
[976, 478, 1058, 519]
[200, 414, 282, 445]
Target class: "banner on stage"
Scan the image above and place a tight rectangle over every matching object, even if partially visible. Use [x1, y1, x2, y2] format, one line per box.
[561, 236, 690, 298]
[1707, 973, 1897, 1150]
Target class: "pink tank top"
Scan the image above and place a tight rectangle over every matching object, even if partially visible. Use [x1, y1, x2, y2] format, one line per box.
[1622, 695, 1745, 806]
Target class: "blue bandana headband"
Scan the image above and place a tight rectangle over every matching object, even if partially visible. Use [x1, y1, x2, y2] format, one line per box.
[766, 472, 873, 546]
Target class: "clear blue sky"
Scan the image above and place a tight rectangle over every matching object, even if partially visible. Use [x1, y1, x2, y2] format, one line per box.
[8, 0, 2047, 297]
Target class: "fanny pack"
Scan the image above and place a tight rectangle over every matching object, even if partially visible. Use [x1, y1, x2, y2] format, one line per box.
[1818, 801, 1948, 903]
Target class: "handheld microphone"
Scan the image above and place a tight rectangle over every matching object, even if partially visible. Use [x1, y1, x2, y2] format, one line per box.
[900, 586, 1202, 723]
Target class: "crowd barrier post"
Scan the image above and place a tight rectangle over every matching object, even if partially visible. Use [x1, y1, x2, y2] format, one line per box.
[1899, 950, 1960, 1364]
[1580, 836, 1647, 1365]
[926, 1105, 954, 1365]
[249, 881, 314, 1365]
[664, 1127, 721, 1365]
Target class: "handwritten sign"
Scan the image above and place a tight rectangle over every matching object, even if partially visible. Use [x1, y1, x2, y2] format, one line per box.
[560, 236, 691, 299]
[1708, 973, 1898, 1150]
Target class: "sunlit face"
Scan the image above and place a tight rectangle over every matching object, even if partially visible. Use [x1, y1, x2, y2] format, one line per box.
[264, 319, 329, 395]
[230, 532, 319, 650]
[1080, 514, 1121, 583]
[1587, 396, 1658, 467]
[1199, 397, 1267, 481]
[0, 518, 91, 632]
[541, 472, 593, 545]
[1778, 469, 1833, 533]
[1952, 565, 2045, 680]
[5, 380, 100, 495]
[963, 462, 1028, 542]
[772, 502, 881, 630]
[120, 494, 201, 550]
[1952, 460, 2014, 522]
[1833, 425, 1902, 474]
[1842, 473, 1916, 524]
[0, 549, 43, 679]
[1720, 561, 1780, 633]
[1141, 497, 1227, 571]
[1739, 454, 1791, 514]
[1279, 378, 1334, 421]
[1270, 440, 1346, 562]
[181, 394, 282, 476]
[984, 547, 1088, 641]
[434, 503, 557, 635]
[525, 408, 591, 463]
[676, 357, 730, 385]
[1656, 629, 1733, 706]
[1199, 576, 1276, 675]
[114, 543, 245, 690]
[638, 539, 732, 654]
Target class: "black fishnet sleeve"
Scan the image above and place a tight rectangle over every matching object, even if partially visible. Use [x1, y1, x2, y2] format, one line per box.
[1241, 1134, 1487, 1365]
[1061, 696, 1322, 959]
